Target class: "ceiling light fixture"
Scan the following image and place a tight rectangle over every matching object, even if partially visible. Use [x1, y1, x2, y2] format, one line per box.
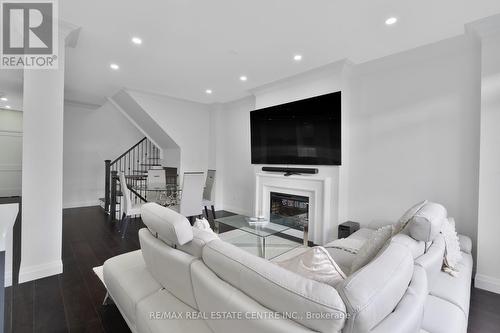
[239, 75, 248, 82]
[0, 97, 7, 101]
[5, 105, 11, 109]
[205, 89, 212, 94]
[110, 63, 120, 70]
[385, 17, 398, 25]
[131, 37, 142, 45]
[293, 54, 302, 61]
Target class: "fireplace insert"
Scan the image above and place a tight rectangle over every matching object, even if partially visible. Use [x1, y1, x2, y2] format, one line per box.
[270, 192, 309, 231]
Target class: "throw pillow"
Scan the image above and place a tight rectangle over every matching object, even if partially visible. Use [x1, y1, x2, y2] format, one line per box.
[275, 246, 347, 288]
[441, 217, 462, 276]
[350, 224, 393, 274]
[393, 200, 428, 235]
[193, 217, 216, 234]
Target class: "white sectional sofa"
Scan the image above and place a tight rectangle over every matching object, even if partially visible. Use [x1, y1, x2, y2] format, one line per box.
[103, 202, 473, 333]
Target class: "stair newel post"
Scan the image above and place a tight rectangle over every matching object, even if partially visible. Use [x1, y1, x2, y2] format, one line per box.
[110, 170, 118, 221]
[104, 160, 111, 213]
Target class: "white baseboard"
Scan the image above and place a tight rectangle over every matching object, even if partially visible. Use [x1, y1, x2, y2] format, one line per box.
[63, 200, 100, 209]
[18, 260, 63, 284]
[475, 273, 500, 294]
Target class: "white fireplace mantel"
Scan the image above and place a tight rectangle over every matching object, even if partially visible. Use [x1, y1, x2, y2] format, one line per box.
[255, 172, 332, 245]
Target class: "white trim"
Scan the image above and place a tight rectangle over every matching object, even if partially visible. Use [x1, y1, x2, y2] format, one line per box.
[0, 164, 22, 172]
[0, 131, 22, 137]
[18, 259, 63, 284]
[250, 60, 350, 97]
[255, 172, 331, 245]
[475, 273, 500, 294]
[63, 201, 101, 209]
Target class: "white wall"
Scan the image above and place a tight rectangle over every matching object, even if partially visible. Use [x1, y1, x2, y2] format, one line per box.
[348, 35, 481, 246]
[475, 24, 500, 293]
[210, 97, 256, 215]
[63, 102, 143, 208]
[20, 44, 66, 283]
[0, 110, 22, 197]
[128, 91, 210, 175]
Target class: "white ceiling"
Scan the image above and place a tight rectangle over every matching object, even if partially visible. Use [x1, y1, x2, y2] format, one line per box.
[5, 0, 500, 107]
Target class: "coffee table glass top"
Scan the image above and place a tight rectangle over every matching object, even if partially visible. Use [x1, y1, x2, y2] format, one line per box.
[215, 215, 291, 238]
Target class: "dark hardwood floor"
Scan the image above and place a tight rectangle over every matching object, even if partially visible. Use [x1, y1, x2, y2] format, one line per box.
[2, 205, 499, 332]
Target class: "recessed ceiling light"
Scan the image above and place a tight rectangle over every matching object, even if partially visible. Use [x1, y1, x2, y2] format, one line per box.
[293, 54, 302, 61]
[131, 37, 142, 45]
[110, 63, 120, 70]
[239, 76, 248, 82]
[385, 17, 398, 25]
[205, 89, 212, 94]
[5, 105, 11, 109]
[0, 97, 7, 101]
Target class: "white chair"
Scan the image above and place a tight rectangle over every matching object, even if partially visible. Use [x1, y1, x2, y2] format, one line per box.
[170, 172, 205, 222]
[147, 168, 166, 188]
[202, 169, 216, 219]
[118, 172, 144, 238]
[147, 168, 167, 204]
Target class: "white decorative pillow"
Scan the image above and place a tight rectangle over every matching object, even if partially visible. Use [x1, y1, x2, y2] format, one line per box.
[350, 224, 393, 274]
[441, 217, 462, 276]
[193, 217, 216, 234]
[393, 200, 428, 235]
[275, 246, 346, 288]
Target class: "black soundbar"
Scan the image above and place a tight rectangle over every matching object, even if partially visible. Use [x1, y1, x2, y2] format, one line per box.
[262, 167, 319, 176]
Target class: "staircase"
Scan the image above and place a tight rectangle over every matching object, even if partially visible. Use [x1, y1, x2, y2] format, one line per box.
[100, 137, 167, 220]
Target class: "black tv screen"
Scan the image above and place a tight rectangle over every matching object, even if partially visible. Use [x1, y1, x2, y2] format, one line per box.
[251, 91, 341, 165]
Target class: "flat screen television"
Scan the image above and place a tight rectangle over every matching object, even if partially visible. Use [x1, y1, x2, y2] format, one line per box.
[250, 91, 341, 165]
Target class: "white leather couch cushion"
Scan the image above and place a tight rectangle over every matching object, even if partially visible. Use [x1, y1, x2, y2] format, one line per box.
[136, 289, 212, 333]
[178, 227, 219, 258]
[391, 233, 426, 259]
[371, 265, 427, 333]
[190, 260, 315, 333]
[141, 203, 193, 246]
[202, 239, 346, 333]
[103, 250, 161, 328]
[422, 295, 466, 333]
[415, 234, 445, 288]
[429, 252, 473, 318]
[409, 202, 446, 242]
[338, 242, 414, 333]
[139, 229, 199, 309]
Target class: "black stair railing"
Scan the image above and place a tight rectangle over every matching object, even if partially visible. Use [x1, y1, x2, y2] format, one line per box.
[104, 137, 161, 219]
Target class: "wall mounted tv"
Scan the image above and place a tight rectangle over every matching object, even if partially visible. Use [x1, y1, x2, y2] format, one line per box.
[250, 91, 341, 165]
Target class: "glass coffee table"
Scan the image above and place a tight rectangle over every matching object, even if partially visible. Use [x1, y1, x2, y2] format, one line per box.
[214, 215, 305, 260]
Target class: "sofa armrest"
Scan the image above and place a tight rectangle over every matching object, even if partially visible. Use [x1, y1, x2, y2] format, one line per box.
[458, 235, 472, 254]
